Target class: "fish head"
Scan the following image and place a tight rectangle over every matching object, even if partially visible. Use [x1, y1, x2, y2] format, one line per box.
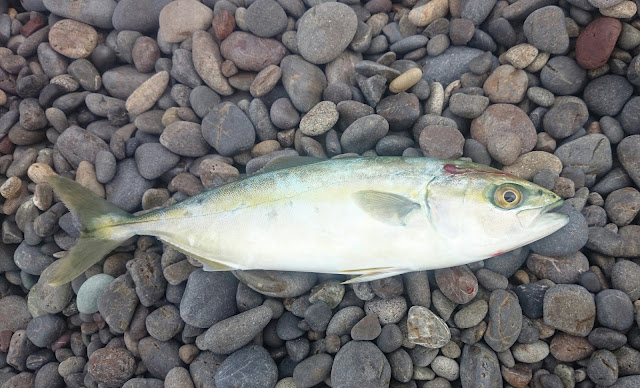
[425, 161, 569, 260]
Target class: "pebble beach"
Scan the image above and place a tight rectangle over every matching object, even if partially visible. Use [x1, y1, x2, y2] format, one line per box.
[1, 0, 640, 387]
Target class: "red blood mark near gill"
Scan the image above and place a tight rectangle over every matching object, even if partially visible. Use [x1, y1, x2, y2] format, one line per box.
[443, 164, 472, 175]
[490, 250, 506, 258]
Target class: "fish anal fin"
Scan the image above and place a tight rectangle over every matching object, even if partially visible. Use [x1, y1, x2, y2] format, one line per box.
[353, 190, 420, 226]
[341, 268, 407, 284]
[257, 156, 325, 174]
[159, 239, 235, 271]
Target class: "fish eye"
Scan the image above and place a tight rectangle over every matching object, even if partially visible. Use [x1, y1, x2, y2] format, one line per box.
[494, 185, 522, 209]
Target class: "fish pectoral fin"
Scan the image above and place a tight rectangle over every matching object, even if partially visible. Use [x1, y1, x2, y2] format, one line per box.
[257, 156, 326, 174]
[353, 190, 420, 226]
[340, 267, 407, 284]
[200, 259, 235, 271]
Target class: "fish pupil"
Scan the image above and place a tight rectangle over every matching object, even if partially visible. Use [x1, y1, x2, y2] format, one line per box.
[503, 191, 517, 203]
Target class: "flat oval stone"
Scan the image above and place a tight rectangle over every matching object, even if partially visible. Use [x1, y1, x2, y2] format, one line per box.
[43, 0, 117, 29]
[280, 55, 327, 113]
[550, 332, 595, 362]
[407, 306, 451, 348]
[526, 252, 589, 284]
[340, 114, 389, 154]
[484, 290, 522, 353]
[76, 274, 114, 314]
[220, 32, 287, 72]
[159, 121, 210, 158]
[214, 345, 277, 388]
[112, 0, 171, 32]
[202, 102, 256, 157]
[297, 2, 358, 64]
[199, 305, 273, 354]
[576, 17, 621, 70]
[192, 30, 233, 96]
[158, 0, 213, 43]
[543, 284, 595, 337]
[48, 19, 98, 59]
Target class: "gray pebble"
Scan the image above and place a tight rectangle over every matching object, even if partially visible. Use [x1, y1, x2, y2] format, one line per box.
[138, 337, 184, 379]
[595, 289, 635, 331]
[588, 349, 618, 386]
[331, 341, 391, 388]
[214, 345, 278, 388]
[135, 143, 180, 180]
[180, 269, 238, 328]
[199, 305, 272, 354]
[292, 353, 333, 388]
[105, 158, 154, 212]
[26, 314, 66, 348]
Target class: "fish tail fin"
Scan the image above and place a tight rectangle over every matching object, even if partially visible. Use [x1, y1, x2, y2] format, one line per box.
[46, 175, 136, 286]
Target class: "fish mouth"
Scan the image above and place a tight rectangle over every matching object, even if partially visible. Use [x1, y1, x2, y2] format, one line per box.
[517, 200, 569, 230]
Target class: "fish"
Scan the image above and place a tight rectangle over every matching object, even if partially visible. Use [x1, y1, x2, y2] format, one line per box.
[44, 156, 569, 286]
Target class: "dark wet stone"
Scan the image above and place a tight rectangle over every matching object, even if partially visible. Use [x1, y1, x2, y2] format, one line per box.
[376, 93, 420, 131]
[584, 75, 633, 117]
[483, 247, 529, 278]
[589, 328, 628, 351]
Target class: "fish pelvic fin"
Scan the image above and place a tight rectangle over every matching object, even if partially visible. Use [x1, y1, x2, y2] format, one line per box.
[45, 175, 136, 286]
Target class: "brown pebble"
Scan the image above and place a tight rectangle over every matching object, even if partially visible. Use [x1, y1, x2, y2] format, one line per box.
[48, 19, 98, 59]
[199, 159, 239, 188]
[132, 36, 160, 73]
[33, 182, 53, 211]
[0, 176, 22, 199]
[125, 71, 169, 115]
[501, 364, 532, 388]
[179, 344, 200, 364]
[76, 161, 105, 197]
[169, 172, 203, 196]
[250, 64, 281, 97]
[27, 162, 56, 184]
[435, 265, 478, 305]
[20, 14, 47, 38]
[213, 10, 236, 41]
[221, 60, 238, 77]
[576, 18, 622, 70]
[550, 332, 595, 362]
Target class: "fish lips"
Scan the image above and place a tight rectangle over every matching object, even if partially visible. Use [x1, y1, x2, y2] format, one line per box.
[516, 200, 569, 231]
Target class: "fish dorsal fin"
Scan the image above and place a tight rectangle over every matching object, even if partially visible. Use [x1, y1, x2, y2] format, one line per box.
[257, 156, 325, 174]
[353, 190, 420, 226]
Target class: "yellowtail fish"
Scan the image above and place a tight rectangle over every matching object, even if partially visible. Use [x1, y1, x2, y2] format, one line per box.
[45, 156, 569, 286]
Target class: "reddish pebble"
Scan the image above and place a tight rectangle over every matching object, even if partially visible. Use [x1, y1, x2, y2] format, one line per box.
[576, 17, 621, 70]
[435, 265, 478, 305]
[0, 330, 12, 352]
[213, 10, 236, 41]
[0, 136, 14, 155]
[20, 14, 46, 37]
[51, 330, 72, 352]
